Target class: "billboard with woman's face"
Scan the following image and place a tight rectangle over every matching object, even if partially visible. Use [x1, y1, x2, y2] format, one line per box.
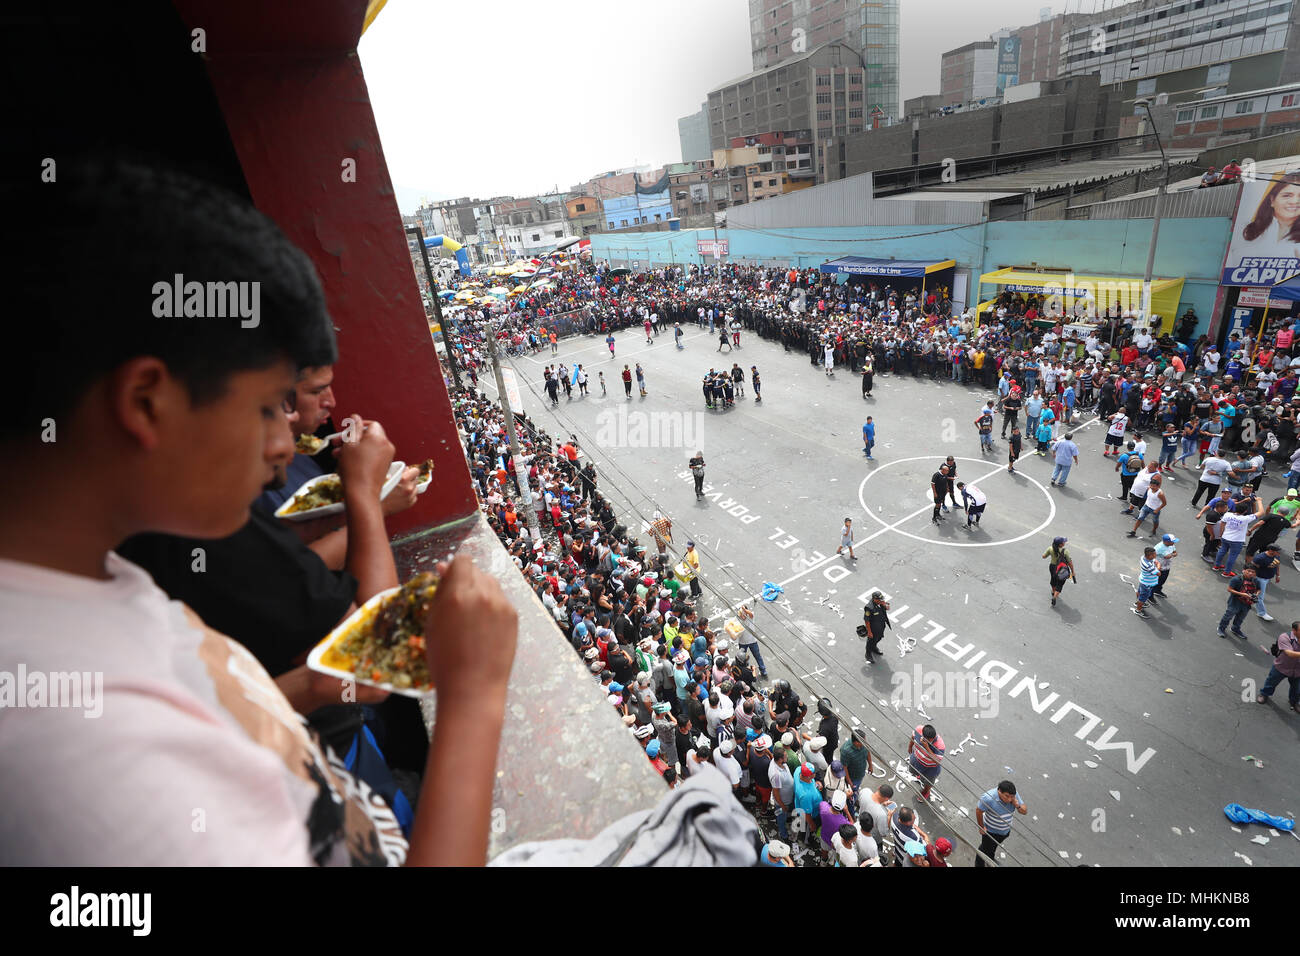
[1221, 172, 1300, 286]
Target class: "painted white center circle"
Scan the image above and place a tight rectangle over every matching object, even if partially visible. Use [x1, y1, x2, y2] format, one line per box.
[857, 455, 1057, 548]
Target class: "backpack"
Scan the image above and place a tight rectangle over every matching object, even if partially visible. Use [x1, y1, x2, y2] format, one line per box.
[1054, 561, 1071, 582]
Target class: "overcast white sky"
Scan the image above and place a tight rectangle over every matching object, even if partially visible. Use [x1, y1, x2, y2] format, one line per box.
[361, 0, 1075, 211]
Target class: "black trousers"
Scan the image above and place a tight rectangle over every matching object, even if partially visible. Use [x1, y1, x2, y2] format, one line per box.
[1191, 479, 1217, 506]
[975, 830, 1008, 867]
[693, 474, 705, 496]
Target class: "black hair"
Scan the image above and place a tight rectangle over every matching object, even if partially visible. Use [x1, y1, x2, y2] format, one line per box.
[998, 780, 1017, 796]
[878, 783, 894, 799]
[838, 823, 857, 842]
[858, 814, 874, 833]
[5, 157, 336, 442]
[897, 807, 914, 824]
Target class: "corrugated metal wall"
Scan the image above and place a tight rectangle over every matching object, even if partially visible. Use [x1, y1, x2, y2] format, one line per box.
[1073, 186, 1240, 221]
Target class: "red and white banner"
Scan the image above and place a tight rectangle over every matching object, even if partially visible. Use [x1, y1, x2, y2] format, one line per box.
[697, 239, 729, 256]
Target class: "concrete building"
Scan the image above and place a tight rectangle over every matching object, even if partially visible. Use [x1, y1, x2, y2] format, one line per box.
[668, 160, 716, 222]
[748, 0, 900, 123]
[678, 103, 710, 162]
[940, 40, 999, 107]
[1170, 81, 1300, 148]
[707, 43, 867, 152]
[827, 73, 1123, 185]
[564, 195, 604, 236]
[1061, 0, 1300, 96]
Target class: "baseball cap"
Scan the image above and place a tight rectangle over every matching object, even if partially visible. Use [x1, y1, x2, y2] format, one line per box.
[1162, 534, 1179, 544]
[831, 759, 845, 778]
[719, 738, 736, 755]
[934, 838, 953, 856]
[646, 740, 661, 758]
[672, 650, 689, 664]
[755, 734, 772, 750]
[767, 840, 791, 860]
[831, 790, 847, 811]
[800, 763, 815, 781]
[1289, 490, 1299, 499]
[781, 732, 795, 748]
[694, 656, 708, 668]
[686, 540, 695, 547]
[608, 682, 624, 693]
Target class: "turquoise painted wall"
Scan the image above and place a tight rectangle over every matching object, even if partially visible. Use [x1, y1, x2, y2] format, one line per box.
[591, 217, 1232, 336]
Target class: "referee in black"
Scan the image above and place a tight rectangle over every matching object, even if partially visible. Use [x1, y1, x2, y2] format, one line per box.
[940, 455, 959, 512]
[932, 464, 950, 524]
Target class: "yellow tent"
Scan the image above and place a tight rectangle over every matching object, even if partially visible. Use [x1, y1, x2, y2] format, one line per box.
[977, 268, 1185, 334]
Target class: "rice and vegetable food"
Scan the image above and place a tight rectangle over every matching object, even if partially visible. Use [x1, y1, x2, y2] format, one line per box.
[324, 572, 438, 690]
[417, 458, 434, 481]
[296, 434, 329, 455]
[281, 475, 343, 514]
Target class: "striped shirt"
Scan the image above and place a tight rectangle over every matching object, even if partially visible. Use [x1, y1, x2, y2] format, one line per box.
[1138, 557, 1159, 587]
[910, 726, 945, 768]
[977, 788, 1017, 835]
[891, 818, 921, 866]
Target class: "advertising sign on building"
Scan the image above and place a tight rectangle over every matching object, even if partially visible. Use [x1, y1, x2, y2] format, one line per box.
[1236, 287, 1295, 309]
[997, 37, 1021, 77]
[697, 239, 729, 256]
[1220, 172, 1300, 286]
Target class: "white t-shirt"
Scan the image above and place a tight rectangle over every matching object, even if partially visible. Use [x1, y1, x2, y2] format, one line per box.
[1131, 468, 1158, 498]
[831, 831, 860, 867]
[0, 554, 407, 866]
[712, 750, 742, 786]
[1107, 415, 1129, 438]
[1199, 457, 1231, 485]
[1220, 512, 1254, 542]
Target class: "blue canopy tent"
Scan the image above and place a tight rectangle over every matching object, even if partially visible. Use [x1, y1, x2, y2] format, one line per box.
[819, 256, 957, 304]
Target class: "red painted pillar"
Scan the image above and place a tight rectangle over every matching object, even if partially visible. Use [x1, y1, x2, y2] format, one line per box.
[173, 0, 475, 533]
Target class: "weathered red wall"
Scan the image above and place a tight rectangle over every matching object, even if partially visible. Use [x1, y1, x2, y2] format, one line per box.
[173, 0, 475, 533]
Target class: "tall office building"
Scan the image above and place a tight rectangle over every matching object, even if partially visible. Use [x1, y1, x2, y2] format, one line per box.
[749, 0, 899, 124]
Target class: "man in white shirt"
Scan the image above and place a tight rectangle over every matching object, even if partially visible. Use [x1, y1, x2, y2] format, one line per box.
[1202, 347, 1221, 377]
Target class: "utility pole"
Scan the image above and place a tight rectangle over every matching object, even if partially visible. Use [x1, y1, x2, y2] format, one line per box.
[406, 224, 463, 390]
[1136, 99, 1168, 333]
[484, 327, 543, 547]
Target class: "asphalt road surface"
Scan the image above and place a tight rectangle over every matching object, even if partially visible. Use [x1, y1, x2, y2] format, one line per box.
[489, 322, 1299, 867]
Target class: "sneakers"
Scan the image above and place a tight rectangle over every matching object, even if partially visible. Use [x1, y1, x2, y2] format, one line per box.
[1132, 607, 1150, 618]
[1126, 531, 1137, 538]
[1217, 631, 1228, 638]
[1232, 630, 1247, 639]
[1220, 570, 1235, 579]
[1257, 693, 1269, 704]
[1212, 564, 1224, 571]
[1260, 613, 1276, 622]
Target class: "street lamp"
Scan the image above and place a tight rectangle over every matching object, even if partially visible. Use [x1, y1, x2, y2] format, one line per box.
[1136, 97, 1169, 333]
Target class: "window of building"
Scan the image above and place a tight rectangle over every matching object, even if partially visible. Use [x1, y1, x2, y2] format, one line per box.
[575, 203, 586, 212]
[1199, 105, 1220, 119]
[817, 92, 831, 103]
[1176, 108, 1195, 122]
[654, 214, 661, 222]
[849, 73, 862, 84]
[620, 219, 628, 227]
[834, 74, 845, 89]
[849, 108, 863, 119]
[554, 230, 563, 237]
[753, 180, 762, 189]
[816, 75, 831, 86]
[1136, 78, 1156, 97]
[1235, 99, 1255, 114]
[818, 109, 831, 121]
[1206, 63, 1231, 84]
[1283, 94, 1298, 108]
[608, 221, 615, 229]
[531, 233, 540, 242]
[768, 178, 777, 186]
[733, 184, 743, 192]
